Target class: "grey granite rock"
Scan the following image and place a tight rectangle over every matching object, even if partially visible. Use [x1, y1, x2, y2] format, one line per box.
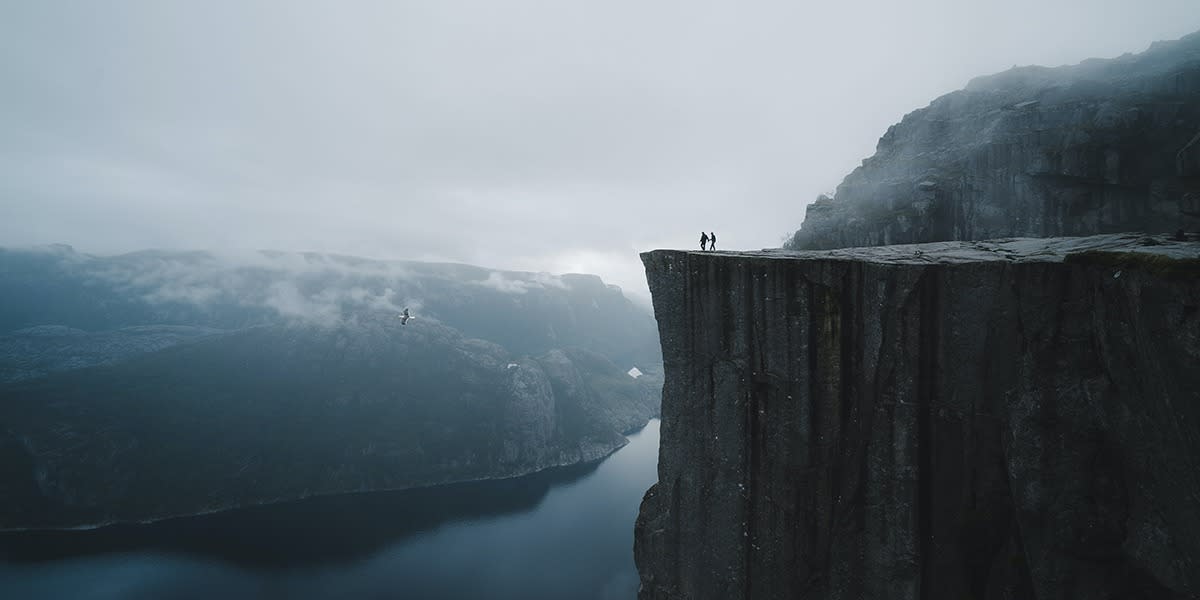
[635, 234, 1200, 599]
[788, 31, 1200, 250]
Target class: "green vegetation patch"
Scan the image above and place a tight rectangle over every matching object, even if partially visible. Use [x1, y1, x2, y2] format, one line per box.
[1063, 250, 1200, 280]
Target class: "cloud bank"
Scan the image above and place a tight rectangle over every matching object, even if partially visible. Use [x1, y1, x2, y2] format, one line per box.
[2, 1, 1196, 302]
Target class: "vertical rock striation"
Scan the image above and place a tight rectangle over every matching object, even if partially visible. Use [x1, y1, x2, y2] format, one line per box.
[789, 31, 1200, 250]
[635, 234, 1200, 599]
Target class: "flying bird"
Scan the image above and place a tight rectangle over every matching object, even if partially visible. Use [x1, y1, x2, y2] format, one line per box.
[398, 307, 413, 325]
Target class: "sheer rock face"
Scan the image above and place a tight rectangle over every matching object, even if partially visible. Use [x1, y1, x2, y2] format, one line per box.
[789, 31, 1200, 250]
[635, 234, 1200, 599]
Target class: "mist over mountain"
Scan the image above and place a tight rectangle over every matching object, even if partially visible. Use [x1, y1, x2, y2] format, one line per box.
[788, 29, 1200, 250]
[1, 245, 660, 365]
[0, 245, 661, 530]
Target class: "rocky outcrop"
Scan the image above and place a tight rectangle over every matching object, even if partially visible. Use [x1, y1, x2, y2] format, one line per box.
[635, 234, 1200, 599]
[788, 31, 1200, 250]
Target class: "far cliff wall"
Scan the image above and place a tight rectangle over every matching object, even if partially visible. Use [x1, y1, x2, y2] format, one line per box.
[635, 236, 1200, 599]
[789, 31, 1200, 250]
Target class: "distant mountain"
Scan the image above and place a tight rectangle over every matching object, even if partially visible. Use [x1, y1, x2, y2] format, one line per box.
[0, 246, 662, 530]
[0, 245, 661, 366]
[0, 325, 223, 383]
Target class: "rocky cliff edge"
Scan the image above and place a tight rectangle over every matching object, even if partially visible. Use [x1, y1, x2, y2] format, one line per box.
[636, 233, 1200, 599]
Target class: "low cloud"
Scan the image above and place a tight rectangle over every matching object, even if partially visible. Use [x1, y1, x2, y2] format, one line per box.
[72, 248, 604, 328]
[86, 250, 422, 327]
[473, 271, 567, 295]
[6, 2, 1193, 309]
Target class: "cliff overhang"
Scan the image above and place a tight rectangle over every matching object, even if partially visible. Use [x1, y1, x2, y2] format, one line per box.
[636, 233, 1200, 599]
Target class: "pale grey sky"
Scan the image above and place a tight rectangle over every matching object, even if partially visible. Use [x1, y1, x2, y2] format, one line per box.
[2, 1, 1197, 302]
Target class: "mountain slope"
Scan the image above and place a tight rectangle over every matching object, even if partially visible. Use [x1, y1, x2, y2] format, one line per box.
[789, 30, 1200, 249]
[0, 246, 662, 530]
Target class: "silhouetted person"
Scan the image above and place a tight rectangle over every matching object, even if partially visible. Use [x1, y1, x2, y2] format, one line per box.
[1174, 228, 1187, 241]
[709, 232, 716, 251]
[700, 232, 709, 251]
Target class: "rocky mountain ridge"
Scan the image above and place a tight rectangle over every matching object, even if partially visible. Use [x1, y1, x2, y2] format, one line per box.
[789, 30, 1200, 250]
[0, 246, 661, 530]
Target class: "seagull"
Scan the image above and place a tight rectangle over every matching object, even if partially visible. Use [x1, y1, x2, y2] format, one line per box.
[398, 307, 413, 325]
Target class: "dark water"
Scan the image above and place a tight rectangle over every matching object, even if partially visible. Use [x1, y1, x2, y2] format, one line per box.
[0, 420, 660, 600]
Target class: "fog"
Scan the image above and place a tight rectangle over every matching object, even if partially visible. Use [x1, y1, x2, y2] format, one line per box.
[85, 247, 575, 327]
[2, 1, 1196, 302]
[14, 244, 594, 328]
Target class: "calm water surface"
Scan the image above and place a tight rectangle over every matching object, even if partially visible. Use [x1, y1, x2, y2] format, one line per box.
[0, 420, 660, 600]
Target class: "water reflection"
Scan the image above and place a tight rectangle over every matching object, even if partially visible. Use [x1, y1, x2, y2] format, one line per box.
[0, 420, 660, 600]
[2, 459, 602, 568]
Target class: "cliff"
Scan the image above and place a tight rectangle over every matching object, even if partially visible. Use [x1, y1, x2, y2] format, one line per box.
[788, 31, 1200, 250]
[635, 234, 1200, 599]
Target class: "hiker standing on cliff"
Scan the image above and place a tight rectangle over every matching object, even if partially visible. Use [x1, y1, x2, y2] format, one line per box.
[700, 232, 709, 251]
[709, 232, 716, 251]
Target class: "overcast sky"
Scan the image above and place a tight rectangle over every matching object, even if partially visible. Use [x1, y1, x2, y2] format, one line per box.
[2, 1, 1197, 302]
